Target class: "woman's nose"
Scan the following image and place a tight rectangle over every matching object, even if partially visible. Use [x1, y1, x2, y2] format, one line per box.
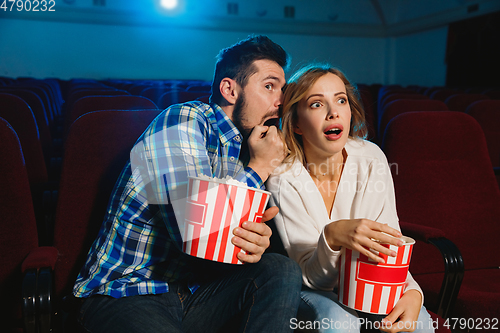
[327, 108, 339, 119]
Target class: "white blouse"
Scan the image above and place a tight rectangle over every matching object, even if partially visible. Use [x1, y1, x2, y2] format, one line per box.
[266, 138, 422, 300]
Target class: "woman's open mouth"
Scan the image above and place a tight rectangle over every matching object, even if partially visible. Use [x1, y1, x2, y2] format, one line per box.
[324, 124, 344, 140]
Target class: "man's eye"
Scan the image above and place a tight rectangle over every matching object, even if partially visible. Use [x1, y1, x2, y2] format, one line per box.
[265, 84, 273, 90]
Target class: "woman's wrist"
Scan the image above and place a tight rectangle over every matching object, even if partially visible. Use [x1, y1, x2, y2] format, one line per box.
[324, 222, 342, 251]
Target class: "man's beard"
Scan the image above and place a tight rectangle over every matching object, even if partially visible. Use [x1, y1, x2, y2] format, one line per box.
[232, 90, 252, 139]
[232, 90, 280, 139]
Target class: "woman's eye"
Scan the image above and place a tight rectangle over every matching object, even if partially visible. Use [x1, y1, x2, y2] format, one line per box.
[310, 102, 321, 108]
[265, 84, 273, 90]
[338, 98, 347, 104]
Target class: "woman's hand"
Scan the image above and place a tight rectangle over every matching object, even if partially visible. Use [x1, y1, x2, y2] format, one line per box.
[380, 289, 423, 332]
[324, 219, 403, 263]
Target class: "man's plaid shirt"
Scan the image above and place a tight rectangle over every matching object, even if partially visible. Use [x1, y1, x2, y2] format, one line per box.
[73, 101, 263, 298]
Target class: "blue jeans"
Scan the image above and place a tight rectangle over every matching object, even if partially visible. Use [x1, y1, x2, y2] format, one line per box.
[295, 287, 435, 333]
[76, 253, 302, 333]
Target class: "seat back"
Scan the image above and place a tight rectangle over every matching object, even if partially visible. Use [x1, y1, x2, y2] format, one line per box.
[482, 88, 500, 100]
[444, 93, 489, 112]
[358, 87, 377, 141]
[0, 93, 48, 186]
[65, 95, 158, 136]
[13, 83, 57, 126]
[382, 111, 500, 274]
[178, 91, 210, 104]
[429, 88, 459, 102]
[0, 88, 52, 157]
[466, 100, 500, 168]
[53, 109, 162, 299]
[377, 86, 416, 113]
[379, 99, 448, 139]
[0, 117, 39, 332]
[158, 91, 210, 109]
[65, 89, 130, 114]
[140, 86, 174, 105]
[379, 93, 428, 115]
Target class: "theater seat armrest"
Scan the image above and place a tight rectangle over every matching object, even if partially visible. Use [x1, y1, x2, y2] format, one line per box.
[399, 221, 446, 242]
[38, 267, 53, 333]
[399, 221, 464, 318]
[21, 246, 57, 333]
[21, 246, 58, 272]
[22, 269, 37, 333]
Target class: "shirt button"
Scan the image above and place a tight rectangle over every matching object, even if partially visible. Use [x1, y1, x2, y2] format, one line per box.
[229, 156, 235, 162]
[235, 135, 241, 142]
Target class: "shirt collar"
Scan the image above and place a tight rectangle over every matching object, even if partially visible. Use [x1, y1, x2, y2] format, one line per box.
[211, 103, 242, 145]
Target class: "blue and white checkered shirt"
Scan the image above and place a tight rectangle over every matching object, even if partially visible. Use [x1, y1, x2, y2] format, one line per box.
[73, 101, 263, 298]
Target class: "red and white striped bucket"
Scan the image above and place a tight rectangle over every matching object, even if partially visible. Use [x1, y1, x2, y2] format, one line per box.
[182, 176, 270, 265]
[338, 236, 415, 314]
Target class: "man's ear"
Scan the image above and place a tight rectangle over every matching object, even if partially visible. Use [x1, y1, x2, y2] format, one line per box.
[220, 78, 239, 105]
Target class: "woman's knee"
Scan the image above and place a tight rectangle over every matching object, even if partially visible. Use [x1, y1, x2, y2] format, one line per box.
[298, 290, 360, 333]
[411, 306, 435, 333]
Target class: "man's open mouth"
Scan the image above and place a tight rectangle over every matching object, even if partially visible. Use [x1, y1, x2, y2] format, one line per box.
[264, 117, 280, 127]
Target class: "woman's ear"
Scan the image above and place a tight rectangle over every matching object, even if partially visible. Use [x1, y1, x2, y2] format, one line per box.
[220, 78, 238, 105]
[293, 124, 302, 135]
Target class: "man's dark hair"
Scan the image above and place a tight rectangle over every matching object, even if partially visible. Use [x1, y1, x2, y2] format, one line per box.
[210, 35, 290, 105]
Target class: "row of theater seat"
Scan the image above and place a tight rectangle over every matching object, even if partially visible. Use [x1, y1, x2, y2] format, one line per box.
[382, 111, 500, 324]
[1, 76, 499, 332]
[357, 84, 500, 189]
[0, 77, 214, 332]
[357, 83, 500, 142]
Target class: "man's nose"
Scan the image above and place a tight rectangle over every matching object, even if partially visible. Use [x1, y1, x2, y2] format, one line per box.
[275, 91, 284, 108]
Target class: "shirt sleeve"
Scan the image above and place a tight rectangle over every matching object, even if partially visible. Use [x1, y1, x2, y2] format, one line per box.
[130, 104, 213, 245]
[236, 166, 264, 189]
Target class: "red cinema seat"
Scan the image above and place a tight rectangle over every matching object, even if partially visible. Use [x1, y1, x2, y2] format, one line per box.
[383, 111, 500, 322]
[0, 118, 57, 333]
[444, 93, 489, 112]
[51, 109, 162, 329]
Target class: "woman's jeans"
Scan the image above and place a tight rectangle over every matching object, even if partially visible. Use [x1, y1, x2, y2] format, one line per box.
[76, 253, 302, 333]
[294, 287, 435, 333]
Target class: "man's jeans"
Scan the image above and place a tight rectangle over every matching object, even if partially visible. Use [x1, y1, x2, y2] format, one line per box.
[77, 253, 302, 333]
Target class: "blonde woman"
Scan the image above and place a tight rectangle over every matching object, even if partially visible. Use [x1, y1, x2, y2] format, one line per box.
[266, 64, 433, 333]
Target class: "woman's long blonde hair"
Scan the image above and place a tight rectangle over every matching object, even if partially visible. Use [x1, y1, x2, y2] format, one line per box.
[281, 64, 368, 166]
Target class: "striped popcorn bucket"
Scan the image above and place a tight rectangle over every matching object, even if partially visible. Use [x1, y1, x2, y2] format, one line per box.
[182, 176, 271, 264]
[338, 236, 415, 314]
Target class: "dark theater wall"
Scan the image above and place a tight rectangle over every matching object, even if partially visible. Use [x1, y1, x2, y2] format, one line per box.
[1, 1, 499, 86]
[446, 11, 500, 88]
[0, 18, 446, 86]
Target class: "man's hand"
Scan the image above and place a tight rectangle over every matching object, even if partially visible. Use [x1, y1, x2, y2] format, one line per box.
[247, 125, 287, 182]
[231, 206, 278, 263]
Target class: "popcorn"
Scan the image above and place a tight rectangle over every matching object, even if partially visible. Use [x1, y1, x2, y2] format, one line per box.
[195, 174, 249, 187]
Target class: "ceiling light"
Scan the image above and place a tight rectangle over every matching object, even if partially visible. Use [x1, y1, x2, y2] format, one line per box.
[160, 0, 178, 10]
